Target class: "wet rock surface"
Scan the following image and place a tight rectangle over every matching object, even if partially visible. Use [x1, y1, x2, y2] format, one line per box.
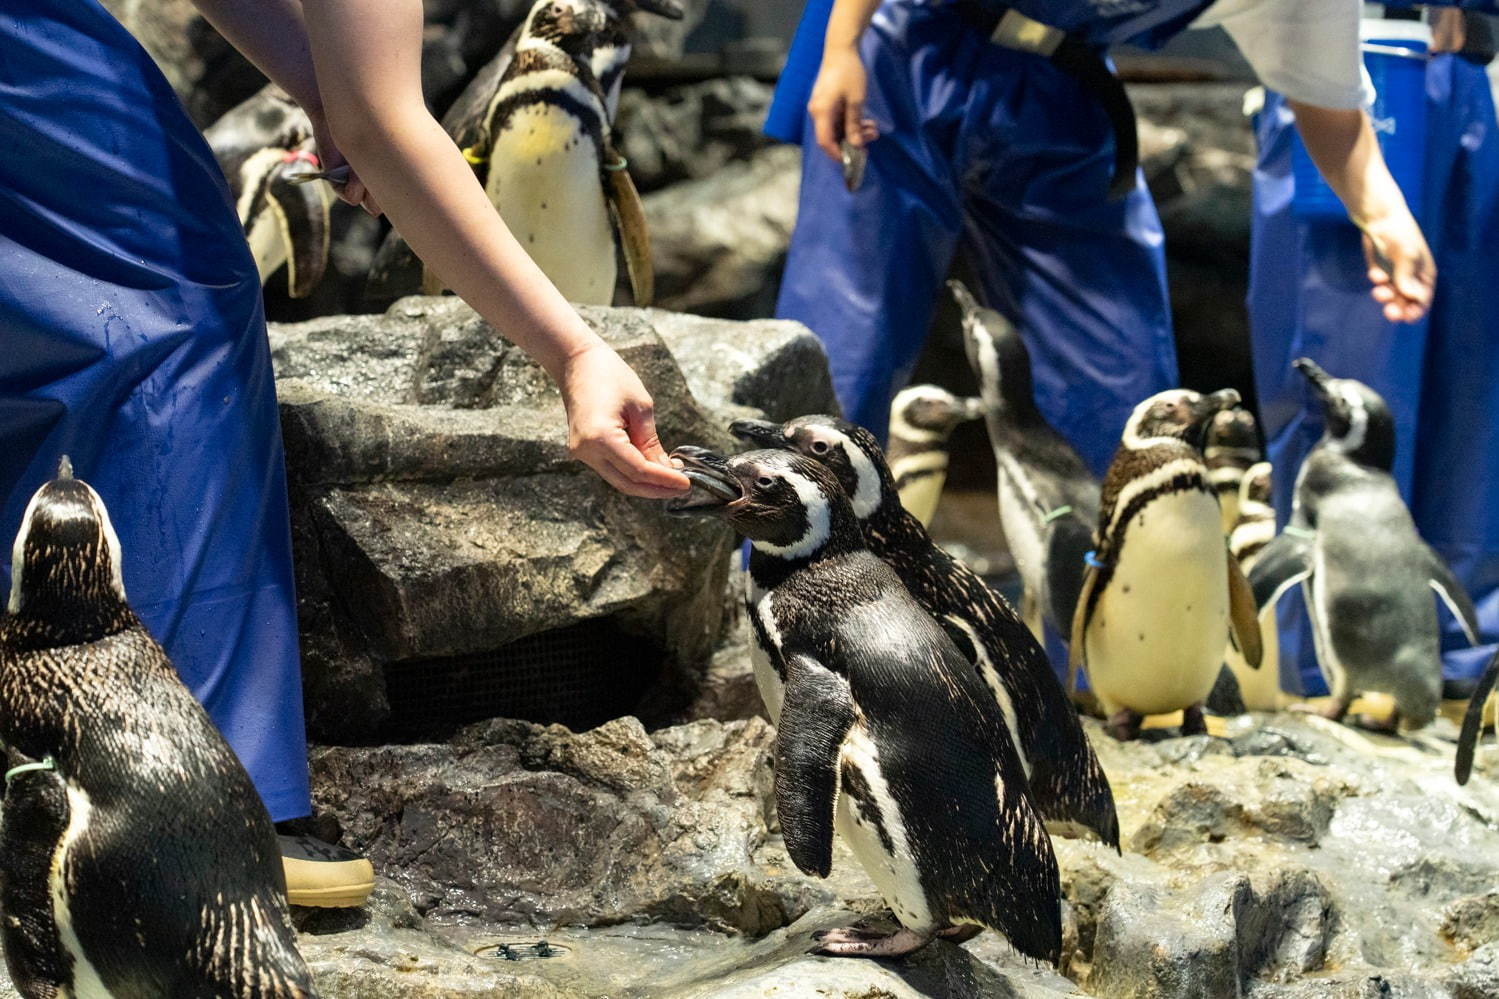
[269, 299, 833, 742]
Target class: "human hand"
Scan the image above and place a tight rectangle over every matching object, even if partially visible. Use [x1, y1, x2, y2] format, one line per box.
[807, 47, 879, 162]
[307, 109, 383, 217]
[1355, 208, 1435, 324]
[559, 344, 692, 499]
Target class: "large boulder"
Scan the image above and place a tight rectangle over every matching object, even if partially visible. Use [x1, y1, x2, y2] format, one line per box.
[614, 78, 776, 194]
[270, 298, 834, 742]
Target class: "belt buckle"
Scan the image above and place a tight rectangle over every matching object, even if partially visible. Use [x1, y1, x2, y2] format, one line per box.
[991, 9, 1065, 57]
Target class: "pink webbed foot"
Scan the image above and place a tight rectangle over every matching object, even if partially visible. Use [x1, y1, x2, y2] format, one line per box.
[812, 926, 934, 958]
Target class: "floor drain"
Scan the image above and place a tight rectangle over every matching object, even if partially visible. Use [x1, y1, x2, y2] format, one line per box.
[475, 940, 571, 963]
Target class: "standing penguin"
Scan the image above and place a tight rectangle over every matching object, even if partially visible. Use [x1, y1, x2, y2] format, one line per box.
[1204, 408, 1263, 538]
[951, 279, 1099, 642]
[1221, 462, 1284, 712]
[1071, 389, 1264, 741]
[668, 447, 1061, 962]
[732, 415, 1119, 848]
[1252, 359, 1480, 731]
[371, 0, 680, 306]
[885, 385, 982, 527]
[205, 85, 331, 299]
[0, 460, 317, 998]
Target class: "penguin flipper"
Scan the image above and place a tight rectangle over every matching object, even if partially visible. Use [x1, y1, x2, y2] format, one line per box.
[1249, 532, 1313, 611]
[1424, 547, 1481, 647]
[606, 149, 654, 307]
[1068, 562, 1099, 693]
[1226, 554, 1263, 668]
[774, 653, 855, 879]
[1457, 646, 1499, 784]
[266, 160, 332, 299]
[0, 766, 72, 998]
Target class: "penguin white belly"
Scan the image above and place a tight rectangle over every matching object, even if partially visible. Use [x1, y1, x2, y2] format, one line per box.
[1086, 492, 1227, 716]
[892, 452, 948, 527]
[487, 107, 616, 305]
[995, 464, 1045, 603]
[746, 587, 785, 723]
[1304, 551, 1350, 699]
[244, 210, 289, 289]
[1225, 606, 1282, 711]
[835, 725, 936, 933]
[50, 784, 113, 999]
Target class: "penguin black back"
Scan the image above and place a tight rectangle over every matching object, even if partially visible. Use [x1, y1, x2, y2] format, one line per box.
[0, 459, 317, 998]
[731, 416, 1120, 849]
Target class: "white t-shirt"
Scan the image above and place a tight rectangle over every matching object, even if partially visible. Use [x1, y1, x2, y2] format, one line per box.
[1193, 0, 1366, 109]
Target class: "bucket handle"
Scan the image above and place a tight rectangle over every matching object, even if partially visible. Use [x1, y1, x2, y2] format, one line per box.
[1361, 42, 1429, 61]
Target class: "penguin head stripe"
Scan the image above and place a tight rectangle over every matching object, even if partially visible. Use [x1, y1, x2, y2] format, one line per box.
[9, 463, 127, 620]
[889, 386, 981, 443]
[1122, 388, 1241, 451]
[716, 450, 864, 559]
[779, 416, 895, 521]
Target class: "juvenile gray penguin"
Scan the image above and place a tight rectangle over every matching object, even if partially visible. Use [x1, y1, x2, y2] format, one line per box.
[732, 415, 1119, 848]
[0, 459, 317, 998]
[1252, 359, 1479, 731]
[1071, 389, 1263, 740]
[668, 447, 1061, 962]
[885, 385, 982, 527]
[951, 279, 1100, 642]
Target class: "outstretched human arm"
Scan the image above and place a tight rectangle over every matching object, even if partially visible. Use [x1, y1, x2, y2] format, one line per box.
[190, 0, 689, 498]
[1290, 102, 1433, 324]
[805, 0, 882, 161]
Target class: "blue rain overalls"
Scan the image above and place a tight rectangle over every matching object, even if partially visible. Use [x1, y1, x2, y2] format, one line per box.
[0, 0, 311, 820]
[1248, 5, 1499, 692]
[767, 0, 1211, 470]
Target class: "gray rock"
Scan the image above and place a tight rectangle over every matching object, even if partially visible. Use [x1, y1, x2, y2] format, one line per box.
[1441, 890, 1499, 954]
[644, 145, 800, 320]
[309, 716, 793, 933]
[614, 78, 776, 194]
[272, 299, 835, 740]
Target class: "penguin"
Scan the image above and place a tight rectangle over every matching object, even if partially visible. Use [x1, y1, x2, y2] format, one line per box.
[731, 415, 1120, 849]
[1070, 389, 1264, 741]
[1221, 462, 1284, 713]
[370, 0, 680, 306]
[667, 446, 1061, 962]
[951, 279, 1100, 642]
[205, 84, 332, 299]
[1204, 407, 1262, 538]
[0, 459, 317, 998]
[885, 385, 983, 528]
[1251, 359, 1480, 732]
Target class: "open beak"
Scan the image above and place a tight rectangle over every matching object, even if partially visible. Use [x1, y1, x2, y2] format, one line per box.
[665, 447, 742, 516]
[1293, 357, 1333, 399]
[729, 419, 789, 449]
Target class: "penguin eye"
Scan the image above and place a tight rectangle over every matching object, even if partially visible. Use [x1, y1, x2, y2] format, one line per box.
[810, 440, 830, 455]
[756, 476, 775, 489]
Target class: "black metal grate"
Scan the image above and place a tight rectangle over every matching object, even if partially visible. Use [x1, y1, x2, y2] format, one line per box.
[382, 618, 663, 741]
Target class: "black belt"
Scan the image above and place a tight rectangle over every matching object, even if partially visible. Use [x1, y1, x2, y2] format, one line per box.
[953, 4, 1139, 200]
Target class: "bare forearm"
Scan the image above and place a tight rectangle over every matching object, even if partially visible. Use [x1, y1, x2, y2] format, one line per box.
[1288, 102, 1408, 226]
[824, 0, 882, 53]
[191, 0, 322, 113]
[338, 109, 604, 378]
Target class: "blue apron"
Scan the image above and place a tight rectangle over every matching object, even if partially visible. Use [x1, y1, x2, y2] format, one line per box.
[1248, 12, 1499, 691]
[0, 0, 311, 821]
[770, 0, 1205, 467]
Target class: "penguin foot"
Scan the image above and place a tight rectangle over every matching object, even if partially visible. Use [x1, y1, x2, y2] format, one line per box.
[1105, 709, 1144, 741]
[1290, 696, 1352, 722]
[1181, 704, 1208, 736]
[812, 927, 933, 958]
[1348, 712, 1400, 734]
[938, 924, 983, 944]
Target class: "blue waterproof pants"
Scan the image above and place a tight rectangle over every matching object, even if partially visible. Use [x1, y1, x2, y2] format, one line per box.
[1249, 54, 1499, 691]
[774, 0, 1178, 470]
[0, 0, 311, 820]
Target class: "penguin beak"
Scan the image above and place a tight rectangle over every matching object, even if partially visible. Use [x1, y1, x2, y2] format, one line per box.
[1293, 357, 1333, 399]
[1189, 388, 1241, 427]
[729, 419, 789, 450]
[665, 446, 742, 515]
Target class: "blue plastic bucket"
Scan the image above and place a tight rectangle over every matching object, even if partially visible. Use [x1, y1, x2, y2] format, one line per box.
[1290, 19, 1429, 222]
